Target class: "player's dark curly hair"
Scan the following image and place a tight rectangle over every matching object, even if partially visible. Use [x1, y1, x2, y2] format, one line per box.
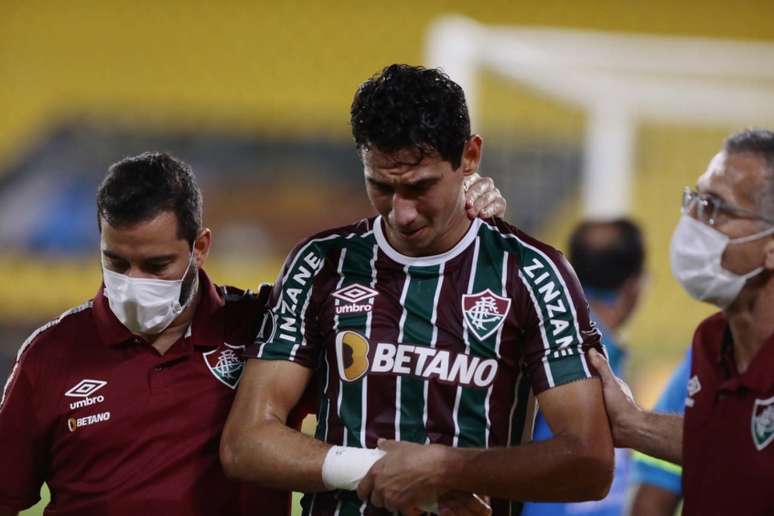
[97, 152, 202, 247]
[350, 64, 471, 169]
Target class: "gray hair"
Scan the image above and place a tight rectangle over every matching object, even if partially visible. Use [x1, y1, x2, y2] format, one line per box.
[723, 129, 774, 223]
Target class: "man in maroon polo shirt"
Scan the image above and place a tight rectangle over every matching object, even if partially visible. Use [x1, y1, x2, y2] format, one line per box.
[0, 151, 506, 515]
[588, 129, 774, 515]
[0, 152, 302, 516]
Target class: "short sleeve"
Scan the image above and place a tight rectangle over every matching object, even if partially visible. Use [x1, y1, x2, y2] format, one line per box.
[518, 251, 603, 395]
[0, 356, 47, 510]
[244, 236, 331, 369]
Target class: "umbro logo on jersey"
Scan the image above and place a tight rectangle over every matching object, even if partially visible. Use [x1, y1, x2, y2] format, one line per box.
[333, 283, 378, 315]
[65, 379, 107, 398]
[462, 289, 511, 341]
[685, 375, 701, 408]
[752, 396, 774, 451]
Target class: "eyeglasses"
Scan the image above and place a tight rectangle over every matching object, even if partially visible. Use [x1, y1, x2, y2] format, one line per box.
[681, 187, 774, 227]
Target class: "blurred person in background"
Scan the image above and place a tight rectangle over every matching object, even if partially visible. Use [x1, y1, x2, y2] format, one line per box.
[0, 150, 506, 516]
[629, 349, 691, 516]
[522, 218, 646, 516]
[221, 64, 613, 516]
[589, 128, 774, 516]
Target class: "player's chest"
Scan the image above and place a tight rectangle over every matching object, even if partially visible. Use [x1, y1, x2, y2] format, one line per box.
[316, 273, 524, 389]
[685, 370, 774, 466]
[321, 270, 520, 344]
[50, 344, 244, 455]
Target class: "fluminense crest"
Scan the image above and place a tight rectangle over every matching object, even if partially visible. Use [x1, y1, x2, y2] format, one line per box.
[462, 289, 511, 341]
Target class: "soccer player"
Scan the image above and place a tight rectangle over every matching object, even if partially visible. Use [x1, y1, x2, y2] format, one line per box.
[0, 152, 505, 516]
[629, 349, 690, 516]
[588, 129, 774, 516]
[221, 64, 614, 515]
[523, 219, 646, 516]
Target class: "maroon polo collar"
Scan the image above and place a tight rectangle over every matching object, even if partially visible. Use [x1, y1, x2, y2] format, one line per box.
[92, 269, 223, 350]
[714, 314, 774, 394]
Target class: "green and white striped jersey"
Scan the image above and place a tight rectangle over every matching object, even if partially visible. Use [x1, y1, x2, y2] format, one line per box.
[249, 216, 603, 516]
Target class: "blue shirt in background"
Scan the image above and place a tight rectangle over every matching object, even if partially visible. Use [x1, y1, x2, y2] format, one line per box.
[522, 314, 629, 516]
[630, 348, 691, 496]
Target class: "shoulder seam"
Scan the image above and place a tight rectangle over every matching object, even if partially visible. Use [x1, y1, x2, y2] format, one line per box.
[14, 300, 93, 361]
[1, 300, 93, 408]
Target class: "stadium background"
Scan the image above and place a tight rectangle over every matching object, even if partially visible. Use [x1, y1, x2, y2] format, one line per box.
[1, 1, 772, 514]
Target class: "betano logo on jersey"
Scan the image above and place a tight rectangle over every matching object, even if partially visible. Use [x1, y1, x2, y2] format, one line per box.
[67, 411, 111, 432]
[752, 396, 774, 451]
[332, 283, 378, 315]
[336, 331, 371, 381]
[335, 330, 498, 388]
[462, 289, 511, 341]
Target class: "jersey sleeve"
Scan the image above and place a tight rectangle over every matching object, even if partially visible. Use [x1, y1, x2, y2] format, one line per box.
[0, 348, 47, 510]
[631, 348, 691, 495]
[516, 250, 603, 395]
[244, 236, 331, 369]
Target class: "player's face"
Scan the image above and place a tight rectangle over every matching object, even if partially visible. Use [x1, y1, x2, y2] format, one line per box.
[100, 210, 210, 281]
[695, 151, 771, 275]
[363, 136, 482, 257]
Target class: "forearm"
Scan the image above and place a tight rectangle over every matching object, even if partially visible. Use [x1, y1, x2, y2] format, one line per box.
[437, 433, 612, 502]
[630, 484, 682, 516]
[619, 411, 683, 466]
[221, 417, 331, 491]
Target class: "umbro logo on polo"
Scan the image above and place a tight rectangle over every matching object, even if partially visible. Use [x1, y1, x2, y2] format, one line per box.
[66, 379, 107, 410]
[65, 379, 107, 398]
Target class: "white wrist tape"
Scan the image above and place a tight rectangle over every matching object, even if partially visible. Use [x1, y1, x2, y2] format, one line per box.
[321, 446, 385, 491]
[320, 445, 440, 514]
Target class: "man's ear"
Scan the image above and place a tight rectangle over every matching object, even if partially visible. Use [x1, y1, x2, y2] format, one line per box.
[461, 135, 483, 177]
[194, 228, 212, 267]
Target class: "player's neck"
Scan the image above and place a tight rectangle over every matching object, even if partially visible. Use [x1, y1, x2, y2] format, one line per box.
[431, 211, 473, 256]
[727, 278, 774, 373]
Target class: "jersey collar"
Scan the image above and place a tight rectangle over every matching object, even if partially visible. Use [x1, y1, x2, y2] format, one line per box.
[715, 317, 774, 394]
[373, 215, 481, 267]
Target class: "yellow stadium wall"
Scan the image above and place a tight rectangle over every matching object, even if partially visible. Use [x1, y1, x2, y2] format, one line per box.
[2, 0, 774, 165]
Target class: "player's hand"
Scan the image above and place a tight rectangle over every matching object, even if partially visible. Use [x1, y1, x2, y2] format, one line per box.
[464, 173, 506, 220]
[356, 439, 447, 513]
[438, 491, 492, 516]
[588, 348, 641, 448]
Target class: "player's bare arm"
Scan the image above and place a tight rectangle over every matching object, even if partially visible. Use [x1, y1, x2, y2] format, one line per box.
[220, 359, 330, 491]
[357, 377, 613, 512]
[588, 349, 683, 465]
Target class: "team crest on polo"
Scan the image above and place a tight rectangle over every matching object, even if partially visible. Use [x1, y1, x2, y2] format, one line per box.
[203, 343, 245, 389]
[462, 289, 511, 341]
[752, 396, 774, 451]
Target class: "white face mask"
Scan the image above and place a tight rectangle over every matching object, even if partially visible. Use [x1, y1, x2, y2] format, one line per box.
[670, 215, 774, 308]
[102, 253, 197, 335]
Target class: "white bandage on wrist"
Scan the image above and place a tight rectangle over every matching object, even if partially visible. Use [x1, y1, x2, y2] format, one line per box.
[321, 446, 385, 491]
